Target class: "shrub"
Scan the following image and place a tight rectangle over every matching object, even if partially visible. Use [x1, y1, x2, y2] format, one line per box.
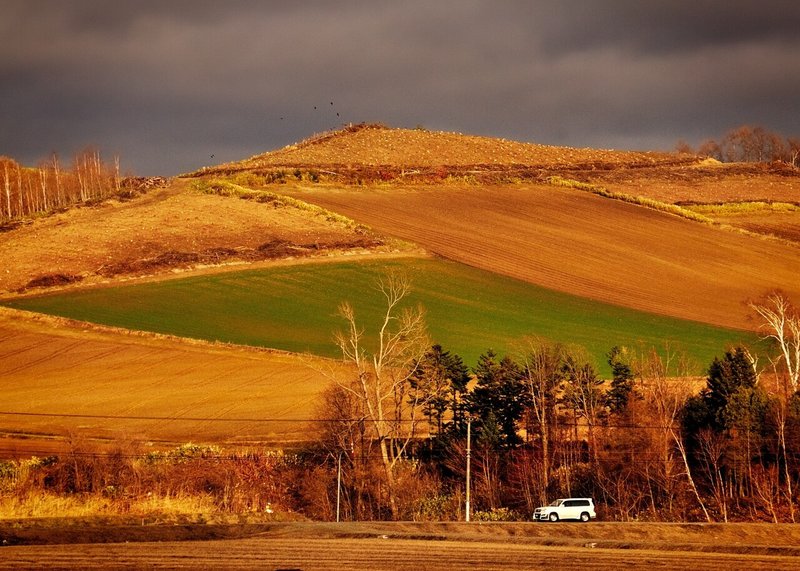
[471, 506, 522, 521]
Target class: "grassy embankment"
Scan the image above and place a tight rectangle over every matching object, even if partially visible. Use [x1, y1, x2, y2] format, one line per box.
[4, 258, 756, 375]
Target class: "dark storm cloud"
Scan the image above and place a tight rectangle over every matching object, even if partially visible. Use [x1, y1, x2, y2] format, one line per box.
[1, 1, 799, 174]
[532, 0, 800, 56]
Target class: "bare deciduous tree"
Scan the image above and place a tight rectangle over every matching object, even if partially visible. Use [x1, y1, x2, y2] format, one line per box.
[520, 338, 565, 502]
[749, 292, 800, 393]
[636, 346, 711, 521]
[688, 125, 798, 164]
[324, 271, 429, 519]
[2, 158, 11, 221]
[751, 292, 800, 522]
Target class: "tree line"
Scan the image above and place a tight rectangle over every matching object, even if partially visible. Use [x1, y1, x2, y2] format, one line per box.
[306, 278, 800, 522]
[677, 125, 800, 166]
[0, 149, 122, 224]
[2, 278, 798, 523]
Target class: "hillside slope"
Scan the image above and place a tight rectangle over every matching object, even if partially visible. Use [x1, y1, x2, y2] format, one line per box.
[0, 308, 328, 455]
[0, 179, 399, 295]
[290, 183, 800, 331]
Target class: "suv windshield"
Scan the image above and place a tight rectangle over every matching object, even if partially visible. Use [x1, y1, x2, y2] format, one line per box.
[549, 500, 562, 507]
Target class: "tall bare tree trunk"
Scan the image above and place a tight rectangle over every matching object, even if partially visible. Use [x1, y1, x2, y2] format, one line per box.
[325, 272, 429, 520]
[16, 163, 24, 216]
[76, 156, 87, 202]
[114, 155, 121, 193]
[38, 166, 48, 212]
[779, 418, 796, 522]
[3, 162, 11, 220]
[673, 428, 712, 522]
[52, 154, 62, 207]
[26, 172, 35, 214]
[540, 413, 549, 494]
[93, 150, 102, 197]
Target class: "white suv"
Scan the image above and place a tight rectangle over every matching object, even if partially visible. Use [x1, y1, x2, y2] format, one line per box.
[533, 498, 595, 522]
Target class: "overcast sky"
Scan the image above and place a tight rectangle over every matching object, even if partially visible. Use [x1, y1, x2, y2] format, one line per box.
[2, 1, 799, 175]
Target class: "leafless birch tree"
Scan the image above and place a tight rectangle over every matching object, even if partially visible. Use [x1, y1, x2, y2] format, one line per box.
[749, 292, 800, 393]
[326, 272, 429, 519]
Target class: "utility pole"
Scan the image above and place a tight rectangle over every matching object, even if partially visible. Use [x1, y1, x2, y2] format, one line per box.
[465, 417, 472, 522]
[336, 451, 342, 523]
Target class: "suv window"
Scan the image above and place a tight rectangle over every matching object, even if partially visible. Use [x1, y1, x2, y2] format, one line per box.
[564, 500, 588, 507]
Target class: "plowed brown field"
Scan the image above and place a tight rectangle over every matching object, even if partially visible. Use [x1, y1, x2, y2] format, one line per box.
[0, 308, 329, 456]
[289, 184, 800, 331]
[582, 166, 800, 204]
[3, 521, 800, 570]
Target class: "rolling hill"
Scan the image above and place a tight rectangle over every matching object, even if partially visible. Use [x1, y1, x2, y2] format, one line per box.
[287, 182, 800, 330]
[2, 123, 799, 453]
[195, 122, 692, 174]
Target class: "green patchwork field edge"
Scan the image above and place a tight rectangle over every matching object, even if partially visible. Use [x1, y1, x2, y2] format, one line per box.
[2, 257, 759, 377]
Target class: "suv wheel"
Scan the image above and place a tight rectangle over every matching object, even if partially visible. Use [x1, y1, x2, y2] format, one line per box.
[580, 512, 590, 522]
[548, 512, 559, 522]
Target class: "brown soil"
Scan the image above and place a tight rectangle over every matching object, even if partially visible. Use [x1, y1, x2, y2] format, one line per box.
[2, 521, 800, 570]
[575, 163, 800, 205]
[0, 178, 390, 295]
[0, 307, 332, 455]
[204, 123, 686, 173]
[289, 183, 800, 331]
[702, 212, 800, 243]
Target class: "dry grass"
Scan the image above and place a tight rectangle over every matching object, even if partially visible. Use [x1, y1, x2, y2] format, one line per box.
[0, 178, 387, 294]
[600, 169, 800, 205]
[0, 491, 217, 519]
[193, 178, 370, 231]
[209, 124, 683, 172]
[686, 202, 800, 216]
[546, 176, 715, 224]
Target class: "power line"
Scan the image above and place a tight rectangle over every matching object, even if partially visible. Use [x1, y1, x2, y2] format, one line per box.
[0, 410, 701, 430]
[0, 411, 365, 423]
[0, 411, 784, 434]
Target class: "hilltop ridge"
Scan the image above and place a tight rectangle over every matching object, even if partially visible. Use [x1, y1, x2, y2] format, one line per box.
[191, 123, 694, 176]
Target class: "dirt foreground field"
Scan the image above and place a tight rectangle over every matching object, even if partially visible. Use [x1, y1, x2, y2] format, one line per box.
[2, 520, 800, 570]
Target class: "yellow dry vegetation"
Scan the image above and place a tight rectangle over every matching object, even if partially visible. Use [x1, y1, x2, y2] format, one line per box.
[0, 178, 389, 294]
[0, 308, 332, 455]
[229, 124, 679, 169]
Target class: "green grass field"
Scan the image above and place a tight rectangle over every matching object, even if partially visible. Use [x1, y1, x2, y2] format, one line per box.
[4, 258, 757, 376]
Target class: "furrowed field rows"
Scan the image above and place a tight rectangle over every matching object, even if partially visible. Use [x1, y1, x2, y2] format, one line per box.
[288, 184, 800, 331]
[4, 531, 800, 570]
[0, 309, 331, 450]
[2, 259, 755, 378]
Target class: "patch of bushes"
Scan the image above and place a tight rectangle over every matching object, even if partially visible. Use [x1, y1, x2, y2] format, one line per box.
[471, 507, 522, 521]
[23, 273, 84, 290]
[0, 443, 297, 518]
